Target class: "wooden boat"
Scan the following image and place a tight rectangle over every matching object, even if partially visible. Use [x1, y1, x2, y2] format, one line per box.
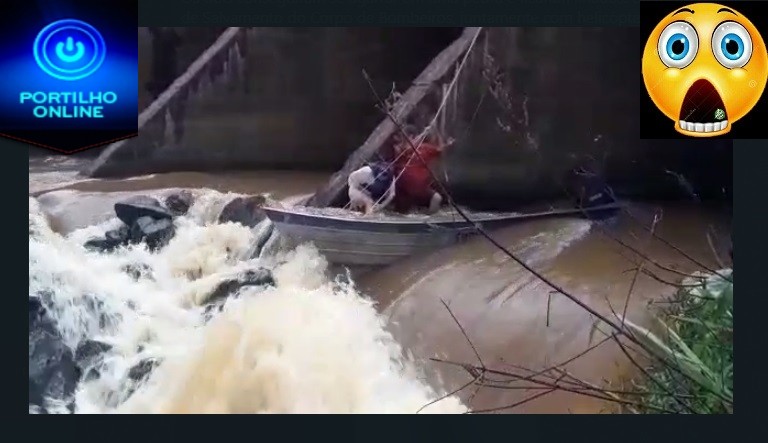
[263, 202, 621, 266]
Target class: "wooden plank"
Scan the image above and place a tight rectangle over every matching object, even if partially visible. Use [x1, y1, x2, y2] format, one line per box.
[306, 27, 483, 208]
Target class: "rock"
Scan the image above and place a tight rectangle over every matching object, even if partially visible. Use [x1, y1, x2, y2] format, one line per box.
[83, 225, 131, 253]
[84, 237, 120, 253]
[164, 190, 194, 216]
[63, 294, 121, 331]
[248, 220, 275, 259]
[29, 297, 81, 410]
[105, 225, 130, 244]
[203, 303, 224, 322]
[75, 339, 112, 383]
[86, 199, 176, 253]
[29, 297, 45, 322]
[205, 268, 275, 305]
[129, 216, 175, 250]
[74, 340, 112, 368]
[114, 196, 173, 226]
[218, 195, 268, 227]
[128, 358, 159, 382]
[100, 357, 161, 408]
[122, 263, 154, 281]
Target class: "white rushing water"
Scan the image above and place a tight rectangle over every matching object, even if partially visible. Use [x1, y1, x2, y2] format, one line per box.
[29, 192, 467, 414]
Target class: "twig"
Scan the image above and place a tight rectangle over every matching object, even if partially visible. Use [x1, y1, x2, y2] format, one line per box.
[415, 298, 486, 413]
[635, 268, 709, 291]
[622, 210, 661, 328]
[543, 335, 613, 372]
[559, 185, 703, 281]
[622, 208, 732, 282]
[706, 227, 727, 269]
[594, 218, 692, 279]
[612, 335, 698, 413]
[437, 358, 678, 413]
[476, 379, 674, 413]
[468, 386, 558, 414]
[546, 291, 553, 327]
[416, 375, 479, 414]
[440, 298, 485, 369]
[466, 384, 483, 405]
[362, 36, 724, 403]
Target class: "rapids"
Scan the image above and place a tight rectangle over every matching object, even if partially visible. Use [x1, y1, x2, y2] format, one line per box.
[29, 191, 467, 414]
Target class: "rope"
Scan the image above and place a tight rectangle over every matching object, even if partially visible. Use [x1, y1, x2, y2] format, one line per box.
[350, 28, 483, 213]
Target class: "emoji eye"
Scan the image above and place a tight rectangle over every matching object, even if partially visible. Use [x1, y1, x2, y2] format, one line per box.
[712, 21, 753, 69]
[657, 21, 699, 68]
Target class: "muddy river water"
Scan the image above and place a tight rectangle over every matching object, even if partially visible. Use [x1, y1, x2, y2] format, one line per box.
[29, 156, 730, 413]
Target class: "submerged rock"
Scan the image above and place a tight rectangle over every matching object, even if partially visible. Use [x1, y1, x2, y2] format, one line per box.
[78, 294, 121, 330]
[84, 238, 120, 253]
[28, 297, 81, 411]
[84, 225, 132, 252]
[74, 340, 112, 368]
[204, 268, 275, 305]
[114, 196, 173, 226]
[101, 357, 162, 408]
[122, 263, 154, 281]
[129, 216, 175, 251]
[105, 225, 130, 244]
[74, 340, 112, 382]
[85, 215, 175, 253]
[218, 195, 267, 227]
[29, 297, 43, 320]
[248, 219, 275, 259]
[164, 190, 194, 216]
[128, 358, 159, 382]
[203, 302, 225, 322]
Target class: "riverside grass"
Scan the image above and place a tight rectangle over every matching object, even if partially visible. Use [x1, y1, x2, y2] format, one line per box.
[624, 268, 733, 414]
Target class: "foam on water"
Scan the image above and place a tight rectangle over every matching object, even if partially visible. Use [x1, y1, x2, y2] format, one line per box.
[28, 193, 467, 414]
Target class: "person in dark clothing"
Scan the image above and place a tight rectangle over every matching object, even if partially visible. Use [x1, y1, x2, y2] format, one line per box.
[347, 161, 396, 215]
[566, 166, 616, 208]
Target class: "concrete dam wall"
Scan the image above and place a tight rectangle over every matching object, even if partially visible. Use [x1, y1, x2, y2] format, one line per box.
[83, 27, 732, 205]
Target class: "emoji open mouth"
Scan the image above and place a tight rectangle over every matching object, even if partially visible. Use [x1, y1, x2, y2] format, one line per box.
[678, 79, 729, 133]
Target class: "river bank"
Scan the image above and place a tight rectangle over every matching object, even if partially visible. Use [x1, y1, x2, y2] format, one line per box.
[627, 269, 733, 414]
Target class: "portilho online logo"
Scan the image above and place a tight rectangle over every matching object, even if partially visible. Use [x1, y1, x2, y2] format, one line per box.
[33, 19, 106, 81]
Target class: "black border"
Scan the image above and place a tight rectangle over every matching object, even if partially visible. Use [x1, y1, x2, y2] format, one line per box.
[140, 0, 641, 27]
[20, 0, 750, 424]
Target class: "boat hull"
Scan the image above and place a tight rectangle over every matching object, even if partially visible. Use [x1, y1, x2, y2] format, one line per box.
[265, 203, 619, 266]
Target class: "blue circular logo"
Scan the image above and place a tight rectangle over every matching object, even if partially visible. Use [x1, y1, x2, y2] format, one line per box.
[33, 19, 106, 81]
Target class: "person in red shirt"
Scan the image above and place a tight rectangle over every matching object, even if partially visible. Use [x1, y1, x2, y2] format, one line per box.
[391, 125, 454, 214]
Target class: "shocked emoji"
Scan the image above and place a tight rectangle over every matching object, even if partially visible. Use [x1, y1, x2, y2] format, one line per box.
[642, 3, 767, 136]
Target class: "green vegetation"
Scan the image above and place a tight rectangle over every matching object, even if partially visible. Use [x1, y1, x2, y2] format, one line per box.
[623, 269, 733, 414]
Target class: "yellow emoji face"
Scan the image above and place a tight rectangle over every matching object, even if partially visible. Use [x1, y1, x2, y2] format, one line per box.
[642, 3, 767, 136]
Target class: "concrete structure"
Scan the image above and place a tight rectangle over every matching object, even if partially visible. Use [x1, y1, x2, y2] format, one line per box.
[84, 28, 732, 206]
